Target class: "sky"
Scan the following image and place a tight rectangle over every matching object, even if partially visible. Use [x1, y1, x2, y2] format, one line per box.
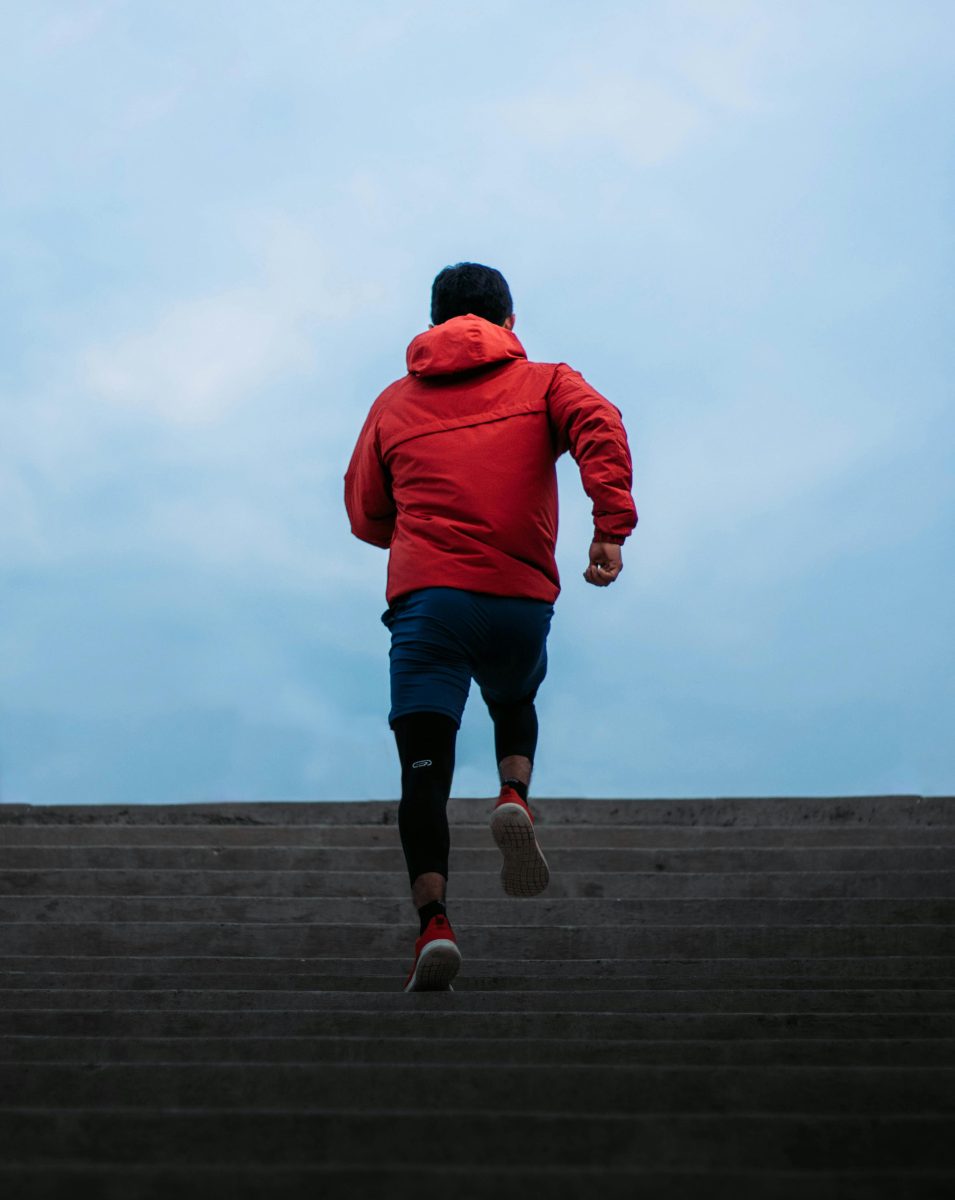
[1, 0, 953, 805]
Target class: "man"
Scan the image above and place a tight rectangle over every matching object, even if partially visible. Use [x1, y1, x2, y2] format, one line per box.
[344, 262, 637, 991]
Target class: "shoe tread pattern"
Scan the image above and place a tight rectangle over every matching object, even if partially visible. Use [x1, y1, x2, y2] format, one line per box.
[404, 939, 461, 992]
[491, 803, 550, 898]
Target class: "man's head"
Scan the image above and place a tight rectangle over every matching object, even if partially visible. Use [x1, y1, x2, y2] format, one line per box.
[430, 262, 514, 328]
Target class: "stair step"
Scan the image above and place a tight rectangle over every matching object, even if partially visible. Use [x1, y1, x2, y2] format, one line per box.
[2, 921, 950, 957]
[3, 1010, 952, 1039]
[2, 867, 951, 899]
[4, 823, 954, 847]
[1, 1166, 953, 1200]
[4, 795, 953, 826]
[4, 1062, 953, 1113]
[5, 1034, 953, 1067]
[4, 896, 953, 924]
[6, 971, 955, 992]
[2, 986, 954, 1013]
[3, 954, 951, 980]
[1, 1109, 952, 1168]
[4, 846, 954, 870]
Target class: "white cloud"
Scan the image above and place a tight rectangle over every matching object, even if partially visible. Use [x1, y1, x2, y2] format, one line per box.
[497, 2, 778, 166]
[84, 287, 312, 424]
[81, 218, 377, 426]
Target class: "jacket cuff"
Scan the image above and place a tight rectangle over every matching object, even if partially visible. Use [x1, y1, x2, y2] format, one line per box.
[593, 529, 627, 545]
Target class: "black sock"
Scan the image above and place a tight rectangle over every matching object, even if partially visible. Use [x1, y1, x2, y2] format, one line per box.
[417, 899, 447, 934]
[501, 777, 528, 802]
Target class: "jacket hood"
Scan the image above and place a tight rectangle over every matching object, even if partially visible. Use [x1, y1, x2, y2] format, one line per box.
[406, 314, 526, 378]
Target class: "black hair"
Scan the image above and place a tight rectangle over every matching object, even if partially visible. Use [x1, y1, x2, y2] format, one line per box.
[430, 262, 513, 326]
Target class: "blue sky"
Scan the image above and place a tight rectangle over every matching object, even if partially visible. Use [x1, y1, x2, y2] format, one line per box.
[1, 0, 952, 804]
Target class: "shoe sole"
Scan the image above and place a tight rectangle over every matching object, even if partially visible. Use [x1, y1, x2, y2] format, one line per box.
[490, 802, 550, 898]
[403, 938, 462, 992]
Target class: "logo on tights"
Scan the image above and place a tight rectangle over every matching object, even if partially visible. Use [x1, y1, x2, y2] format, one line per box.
[411, 759, 433, 768]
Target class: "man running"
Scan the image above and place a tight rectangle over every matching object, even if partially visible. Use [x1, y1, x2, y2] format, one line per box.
[344, 262, 637, 991]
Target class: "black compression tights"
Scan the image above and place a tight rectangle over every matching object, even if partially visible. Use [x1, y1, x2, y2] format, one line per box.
[392, 698, 539, 887]
[393, 712, 458, 887]
[485, 693, 539, 765]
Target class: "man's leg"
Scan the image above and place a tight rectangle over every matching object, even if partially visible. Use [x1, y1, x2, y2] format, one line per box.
[391, 710, 458, 918]
[472, 595, 553, 896]
[383, 589, 477, 990]
[487, 694, 538, 799]
[484, 693, 549, 897]
[392, 710, 462, 990]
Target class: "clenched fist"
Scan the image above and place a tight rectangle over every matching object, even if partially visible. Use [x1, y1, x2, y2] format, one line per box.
[583, 541, 623, 587]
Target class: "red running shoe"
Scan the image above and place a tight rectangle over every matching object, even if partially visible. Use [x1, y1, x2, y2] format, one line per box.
[490, 785, 550, 897]
[403, 914, 462, 992]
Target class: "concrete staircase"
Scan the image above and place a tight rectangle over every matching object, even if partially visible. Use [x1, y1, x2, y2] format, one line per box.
[1, 795, 953, 1198]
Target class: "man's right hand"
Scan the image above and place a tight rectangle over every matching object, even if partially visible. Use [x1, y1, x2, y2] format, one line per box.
[583, 541, 623, 587]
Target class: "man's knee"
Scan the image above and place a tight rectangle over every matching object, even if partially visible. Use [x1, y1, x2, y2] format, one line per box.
[392, 712, 458, 778]
[484, 690, 537, 722]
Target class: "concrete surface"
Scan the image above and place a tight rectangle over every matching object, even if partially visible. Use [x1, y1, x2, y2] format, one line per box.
[1, 794, 953, 1198]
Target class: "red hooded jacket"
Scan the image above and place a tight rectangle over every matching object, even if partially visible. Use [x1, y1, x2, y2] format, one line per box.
[344, 315, 637, 605]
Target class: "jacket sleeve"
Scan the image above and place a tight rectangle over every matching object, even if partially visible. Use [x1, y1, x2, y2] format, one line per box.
[344, 402, 397, 549]
[546, 364, 638, 544]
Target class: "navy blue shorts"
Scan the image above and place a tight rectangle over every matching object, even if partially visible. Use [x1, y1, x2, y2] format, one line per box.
[381, 587, 555, 729]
